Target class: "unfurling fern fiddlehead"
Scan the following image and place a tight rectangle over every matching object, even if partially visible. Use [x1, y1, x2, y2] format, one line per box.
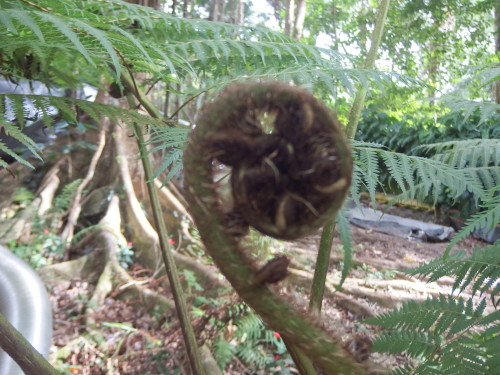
[184, 82, 363, 374]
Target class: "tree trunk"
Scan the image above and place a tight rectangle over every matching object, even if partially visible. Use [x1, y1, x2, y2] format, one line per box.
[493, 2, 500, 104]
[234, 0, 244, 25]
[183, 0, 192, 18]
[124, 0, 161, 10]
[285, 0, 295, 37]
[293, 0, 306, 39]
[426, 20, 441, 99]
[209, 0, 222, 21]
[220, 0, 227, 22]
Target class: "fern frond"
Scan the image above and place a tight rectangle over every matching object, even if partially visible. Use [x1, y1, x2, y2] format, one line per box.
[236, 342, 272, 368]
[366, 295, 486, 336]
[358, 146, 380, 205]
[1, 0, 406, 95]
[336, 207, 353, 289]
[1, 93, 166, 129]
[235, 313, 265, 342]
[352, 141, 487, 207]
[446, 192, 500, 253]
[0, 139, 33, 168]
[37, 12, 95, 66]
[387, 364, 417, 375]
[0, 117, 43, 168]
[420, 139, 500, 191]
[406, 242, 500, 302]
[349, 164, 363, 207]
[439, 95, 500, 125]
[214, 337, 237, 370]
[146, 126, 190, 183]
[52, 179, 82, 212]
[230, 313, 275, 368]
[372, 330, 441, 357]
[0, 93, 172, 167]
[152, 148, 184, 182]
[370, 296, 499, 374]
[428, 334, 488, 375]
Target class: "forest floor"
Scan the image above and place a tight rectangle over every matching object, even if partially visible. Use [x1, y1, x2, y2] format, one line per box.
[43, 202, 486, 375]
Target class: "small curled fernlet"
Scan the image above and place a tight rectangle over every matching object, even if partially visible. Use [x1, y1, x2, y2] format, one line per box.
[203, 82, 352, 240]
[184, 82, 364, 375]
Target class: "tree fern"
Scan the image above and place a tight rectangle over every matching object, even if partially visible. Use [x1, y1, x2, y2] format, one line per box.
[351, 140, 497, 260]
[420, 139, 500, 192]
[213, 312, 282, 370]
[405, 241, 500, 305]
[352, 140, 488, 205]
[438, 63, 500, 125]
[214, 337, 237, 370]
[0, 0, 399, 92]
[445, 191, 500, 254]
[146, 126, 190, 182]
[0, 117, 43, 168]
[52, 178, 83, 213]
[0, 0, 412, 175]
[336, 207, 354, 289]
[0, 93, 166, 142]
[367, 294, 500, 375]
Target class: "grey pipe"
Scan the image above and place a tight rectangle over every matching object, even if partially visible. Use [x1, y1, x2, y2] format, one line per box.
[0, 245, 53, 375]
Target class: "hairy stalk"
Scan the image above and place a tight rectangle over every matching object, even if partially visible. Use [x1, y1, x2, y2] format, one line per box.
[309, 218, 336, 316]
[311, 0, 391, 319]
[184, 82, 364, 374]
[345, 0, 391, 139]
[0, 313, 58, 375]
[125, 89, 205, 375]
[284, 344, 318, 375]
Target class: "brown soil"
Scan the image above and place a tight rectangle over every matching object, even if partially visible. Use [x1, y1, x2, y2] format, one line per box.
[45, 213, 486, 374]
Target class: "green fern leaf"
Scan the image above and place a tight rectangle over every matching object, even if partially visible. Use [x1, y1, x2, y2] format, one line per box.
[0, 119, 43, 164]
[235, 313, 264, 342]
[8, 9, 44, 42]
[335, 207, 354, 289]
[0, 8, 17, 34]
[358, 147, 380, 205]
[381, 151, 409, 196]
[36, 12, 94, 66]
[446, 194, 500, 253]
[72, 19, 121, 79]
[214, 337, 237, 370]
[53, 179, 82, 212]
[366, 295, 486, 336]
[388, 364, 417, 375]
[110, 25, 154, 65]
[350, 165, 363, 207]
[0, 139, 34, 168]
[406, 242, 500, 303]
[373, 330, 441, 357]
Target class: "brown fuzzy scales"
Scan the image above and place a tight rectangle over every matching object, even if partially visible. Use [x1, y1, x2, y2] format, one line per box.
[184, 82, 365, 375]
[203, 82, 352, 240]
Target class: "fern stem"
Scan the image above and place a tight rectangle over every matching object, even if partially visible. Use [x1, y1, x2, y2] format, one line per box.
[126, 90, 205, 375]
[310, 0, 392, 321]
[309, 218, 336, 316]
[0, 312, 58, 375]
[345, 0, 391, 139]
[283, 343, 318, 375]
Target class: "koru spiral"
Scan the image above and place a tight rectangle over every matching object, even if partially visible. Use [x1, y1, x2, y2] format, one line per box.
[183, 82, 364, 374]
[201, 81, 352, 240]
